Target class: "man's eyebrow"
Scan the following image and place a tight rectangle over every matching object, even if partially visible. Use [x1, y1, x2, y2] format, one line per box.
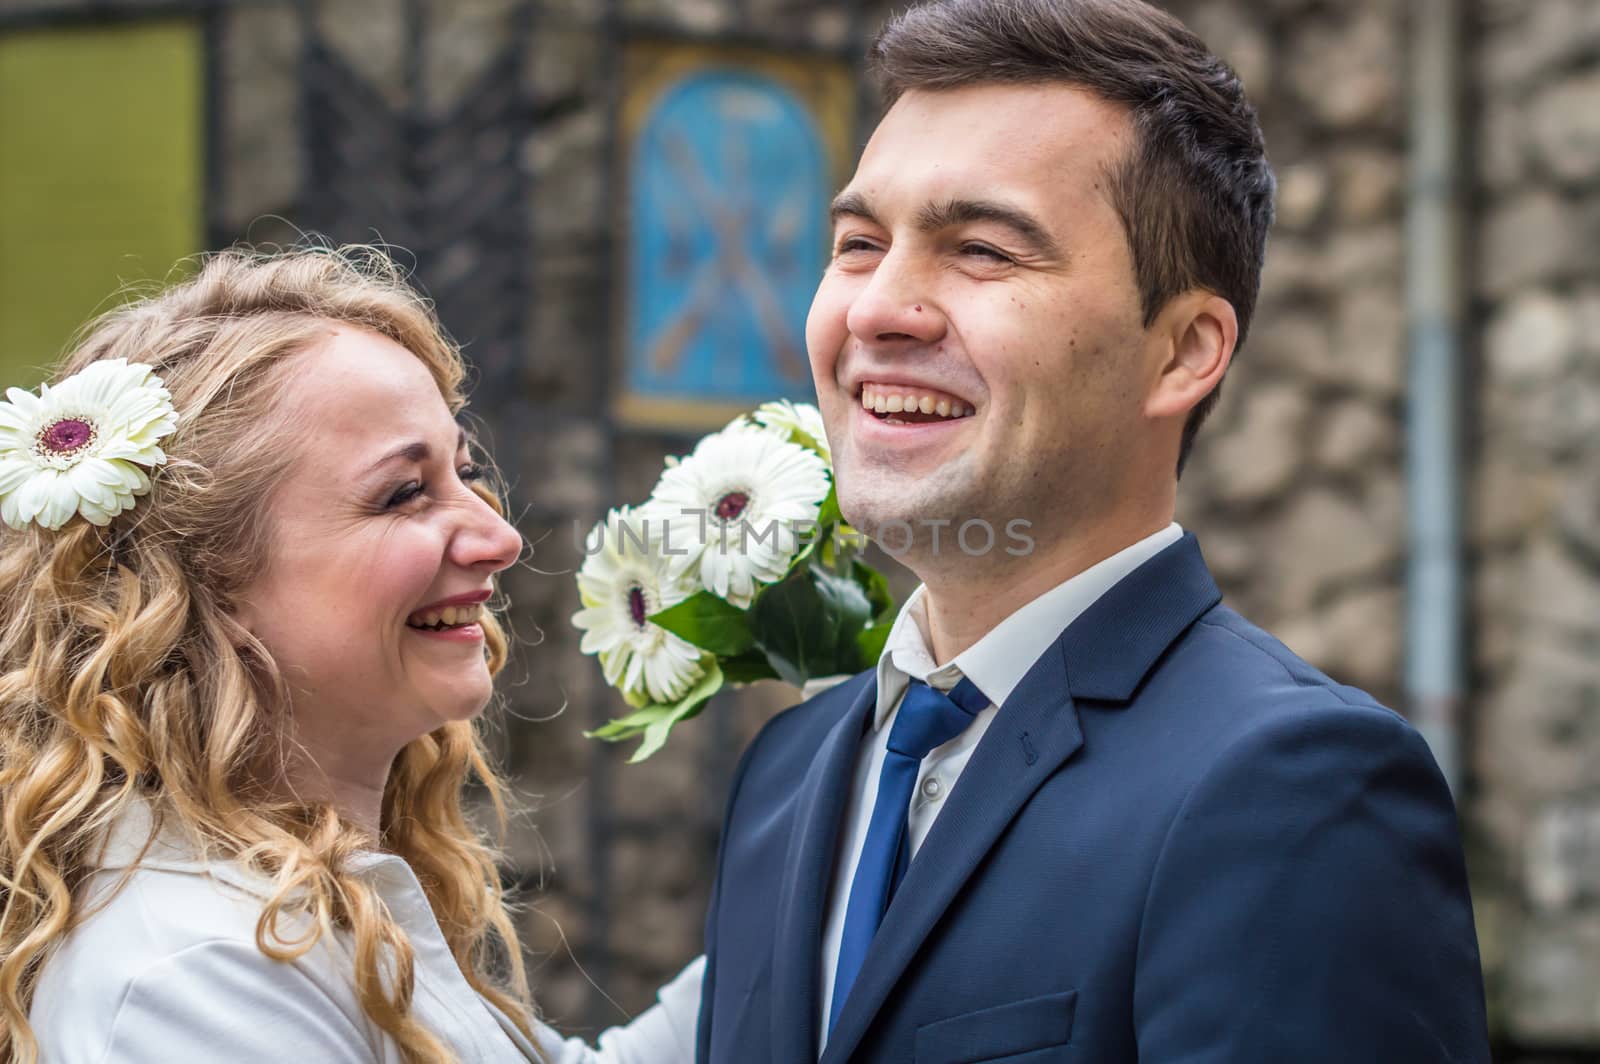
[829, 191, 879, 226]
[365, 428, 469, 475]
[916, 198, 1063, 259]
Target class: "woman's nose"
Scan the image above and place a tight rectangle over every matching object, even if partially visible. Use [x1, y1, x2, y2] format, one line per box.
[455, 493, 522, 573]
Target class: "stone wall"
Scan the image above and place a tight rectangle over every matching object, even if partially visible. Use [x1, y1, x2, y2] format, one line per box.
[1174, 0, 1600, 1051]
[6, 0, 1597, 1054]
[1469, 0, 1600, 1050]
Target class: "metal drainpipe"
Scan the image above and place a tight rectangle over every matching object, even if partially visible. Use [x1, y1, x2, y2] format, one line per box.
[1404, 0, 1465, 795]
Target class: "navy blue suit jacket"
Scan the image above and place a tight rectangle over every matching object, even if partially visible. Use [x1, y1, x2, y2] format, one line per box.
[695, 534, 1489, 1063]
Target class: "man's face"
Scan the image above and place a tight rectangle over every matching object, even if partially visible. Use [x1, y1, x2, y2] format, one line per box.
[808, 83, 1162, 556]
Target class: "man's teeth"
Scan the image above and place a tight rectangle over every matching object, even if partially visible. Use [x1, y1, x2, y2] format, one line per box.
[406, 603, 485, 629]
[859, 384, 973, 419]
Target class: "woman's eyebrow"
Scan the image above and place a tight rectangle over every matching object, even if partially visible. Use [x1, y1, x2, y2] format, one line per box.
[363, 429, 468, 475]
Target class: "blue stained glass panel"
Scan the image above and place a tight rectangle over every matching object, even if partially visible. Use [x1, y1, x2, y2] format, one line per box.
[627, 68, 829, 408]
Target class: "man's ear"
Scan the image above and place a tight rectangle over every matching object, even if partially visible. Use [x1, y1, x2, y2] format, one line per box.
[1145, 292, 1237, 420]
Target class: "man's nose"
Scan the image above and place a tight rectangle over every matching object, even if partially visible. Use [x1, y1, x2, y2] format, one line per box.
[844, 247, 946, 348]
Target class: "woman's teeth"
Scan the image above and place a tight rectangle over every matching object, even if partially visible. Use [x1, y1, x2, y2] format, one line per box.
[859, 383, 974, 419]
[406, 603, 484, 630]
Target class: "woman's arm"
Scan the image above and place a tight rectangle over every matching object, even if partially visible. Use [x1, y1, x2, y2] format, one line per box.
[93, 939, 376, 1064]
[531, 955, 705, 1064]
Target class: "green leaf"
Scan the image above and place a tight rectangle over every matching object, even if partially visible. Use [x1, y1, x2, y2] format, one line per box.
[627, 660, 725, 763]
[852, 558, 894, 622]
[585, 701, 670, 739]
[649, 592, 755, 656]
[583, 658, 726, 763]
[720, 648, 782, 685]
[749, 561, 875, 687]
[855, 622, 893, 670]
[817, 483, 842, 530]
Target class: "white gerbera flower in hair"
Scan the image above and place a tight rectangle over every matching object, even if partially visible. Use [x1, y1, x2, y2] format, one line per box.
[652, 424, 831, 607]
[573, 506, 707, 705]
[751, 399, 831, 464]
[0, 359, 178, 531]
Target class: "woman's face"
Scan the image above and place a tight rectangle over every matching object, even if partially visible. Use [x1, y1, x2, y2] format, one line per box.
[235, 326, 521, 775]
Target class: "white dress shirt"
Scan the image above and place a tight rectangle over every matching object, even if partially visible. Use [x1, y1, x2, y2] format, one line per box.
[29, 797, 701, 1064]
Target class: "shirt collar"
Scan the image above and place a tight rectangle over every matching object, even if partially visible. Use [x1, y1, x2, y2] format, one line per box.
[872, 522, 1183, 731]
[96, 794, 413, 906]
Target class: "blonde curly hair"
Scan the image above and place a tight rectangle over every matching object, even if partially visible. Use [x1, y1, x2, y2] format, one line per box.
[0, 246, 534, 1064]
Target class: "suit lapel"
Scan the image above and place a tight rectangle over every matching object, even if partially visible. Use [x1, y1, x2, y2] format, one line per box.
[818, 533, 1222, 1063]
[819, 646, 1082, 1064]
[770, 675, 878, 1064]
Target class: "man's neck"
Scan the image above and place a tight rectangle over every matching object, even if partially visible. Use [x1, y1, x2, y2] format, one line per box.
[914, 514, 1173, 666]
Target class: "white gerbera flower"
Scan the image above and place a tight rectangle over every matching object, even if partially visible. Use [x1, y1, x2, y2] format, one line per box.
[652, 425, 831, 607]
[751, 399, 831, 464]
[0, 359, 178, 531]
[572, 506, 706, 705]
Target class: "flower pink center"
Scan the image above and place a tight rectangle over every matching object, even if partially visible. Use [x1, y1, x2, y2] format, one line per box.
[715, 491, 750, 522]
[628, 586, 649, 628]
[39, 418, 94, 455]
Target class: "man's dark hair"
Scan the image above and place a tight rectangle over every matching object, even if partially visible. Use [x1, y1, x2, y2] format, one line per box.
[870, 0, 1276, 474]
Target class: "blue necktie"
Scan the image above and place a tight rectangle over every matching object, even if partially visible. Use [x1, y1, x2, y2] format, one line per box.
[829, 675, 989, 1031]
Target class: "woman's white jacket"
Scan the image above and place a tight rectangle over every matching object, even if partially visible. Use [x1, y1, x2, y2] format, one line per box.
[29, 799, 698, 1063]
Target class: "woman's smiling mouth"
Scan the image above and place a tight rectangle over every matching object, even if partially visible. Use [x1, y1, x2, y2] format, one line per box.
[405, 591, 491, 641]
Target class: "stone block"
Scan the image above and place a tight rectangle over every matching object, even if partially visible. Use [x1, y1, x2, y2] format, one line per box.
[527, 107, 608, 240]
[1332, 148, 1402, 224]
[1185, 2, 1275, 101]
[1470, 550, 1523, 692]
[1528, 69, 1600, 186]
[1514, 377, 1600, 460]
[527, 26, 607, 104]
[1256, 236, 1328, 305]
[606, 835, 712, 972]
[1286, 9, 1401, 131]
[1273, 162, 1329, 231]
[1200, 381, 1310, 506]
[1329, 285, 1406, 399]
[1559, 458, 1600, 565]
[423, 0, 525, 114]
[1478, 191, 1588, 300]
[1246, 307, 1333, 381]
[1478, 0, 1600, 95]
[1476, 632, 1600, 802]
[219, 6, 303, 235]
[1325, 226, 1404, 291]
[621, 0, 733, 33]
[1505, 913, 1600, 1045]
[1314, 398, 1397, 477]
[314, 0, 408, 108]
[1478, 98, 1532, 192]
[1518, 536, 1600, 634]
[1526, 801, 1600, 911]
[1471, 450, 1557, 549]
[1267, 483, 1400, 612]
[1275, 583, 1401, 696]
[1485, 290, 1579, 388]
[513, 419, 608, 515]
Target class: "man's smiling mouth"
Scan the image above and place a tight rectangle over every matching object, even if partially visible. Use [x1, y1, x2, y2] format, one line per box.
[858, 381, 975, 425]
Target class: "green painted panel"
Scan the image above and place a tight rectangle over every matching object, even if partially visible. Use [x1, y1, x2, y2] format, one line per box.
[0, 20, 203, 388]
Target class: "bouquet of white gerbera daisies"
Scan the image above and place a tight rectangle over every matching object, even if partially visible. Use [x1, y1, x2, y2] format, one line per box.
[572, 401, 894, 761]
